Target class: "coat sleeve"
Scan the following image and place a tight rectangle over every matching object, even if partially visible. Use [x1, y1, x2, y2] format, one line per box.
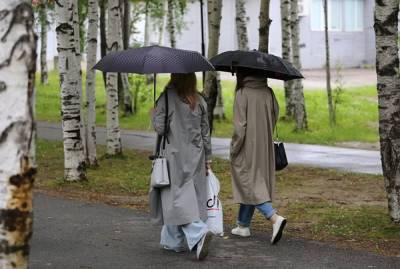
[200, 97, 212, 161]
[230, 89, 247, 157]
[152, 92, 166, 135]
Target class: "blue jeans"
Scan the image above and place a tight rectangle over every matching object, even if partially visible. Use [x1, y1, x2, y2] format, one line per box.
[160, 220, 208, 251]
[237, 203, 276, 227]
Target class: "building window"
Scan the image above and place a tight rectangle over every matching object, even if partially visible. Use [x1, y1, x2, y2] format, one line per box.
[311, 0, 364, 31]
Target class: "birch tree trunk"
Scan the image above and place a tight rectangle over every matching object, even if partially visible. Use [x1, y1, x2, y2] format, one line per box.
[99, 0, 107, 88]
[258, 0, 271, 53]
[280, 0, 294, 117]
[374, 0, 400, 223]
[235, 0, 249, 50]
[204, 0, 222, 133]
[290, 0, 307, 130]
[167, 0, 176, 48]
[158, 0, 167, 45]
[39, 3, 48, 85]
[0, 3, 36, 267]
[106, 0, 123, 155]
[85, 0, 99, 166]
[323, 0, 335, 126]
[144, 1, 154, 85]
[122, 0, 130, 49]
[73, 0, 87, 162]
[56, 0, 87, 180]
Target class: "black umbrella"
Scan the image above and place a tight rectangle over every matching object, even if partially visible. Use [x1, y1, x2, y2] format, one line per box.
[93, 45, 214, 74]
[209, 50, 304, 81]
[94, 45, 214, 105]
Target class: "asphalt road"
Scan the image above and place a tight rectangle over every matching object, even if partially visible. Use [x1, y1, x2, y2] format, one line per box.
[37, 121, 382, 175]
[30, 194, 399, 269]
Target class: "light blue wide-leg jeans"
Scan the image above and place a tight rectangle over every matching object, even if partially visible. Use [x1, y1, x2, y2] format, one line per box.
[160, 220, 208, 251]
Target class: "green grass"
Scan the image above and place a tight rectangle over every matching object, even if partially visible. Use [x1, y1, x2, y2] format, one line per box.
[35, 139, 400, 255]
[36, 71, 379, 145]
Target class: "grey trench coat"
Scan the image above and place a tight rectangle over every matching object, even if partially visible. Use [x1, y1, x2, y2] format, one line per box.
[149, 87, 212, 226]
[230, 76, 279, 205]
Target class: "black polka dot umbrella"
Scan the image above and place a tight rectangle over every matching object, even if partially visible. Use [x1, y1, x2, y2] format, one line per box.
[93, 45, 214, 74]
[94, 45, 214, 105]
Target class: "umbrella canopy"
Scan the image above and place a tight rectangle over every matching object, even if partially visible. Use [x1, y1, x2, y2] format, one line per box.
[209, 50, 304, 81]
[93, 45, 214, 74]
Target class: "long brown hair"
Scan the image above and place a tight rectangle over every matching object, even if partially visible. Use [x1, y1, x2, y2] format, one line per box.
[168, 73, 198, 110]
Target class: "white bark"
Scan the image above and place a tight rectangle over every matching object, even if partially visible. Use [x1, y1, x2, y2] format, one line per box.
[0, 1, 36, 267]
[374, 0, 400, 223]
[85, 0, 98, 166]
[235, 0, 249, 50]
[204, 0, 223, 132]
[72, 0, 87, 161]
[158, 0, 167, 45]
[280, 0, 294, 117]
[167, 0, 176, 48]
[290, 0, 307, 130]
[56, 0, 87, 180]
[106, 0, 122, 155]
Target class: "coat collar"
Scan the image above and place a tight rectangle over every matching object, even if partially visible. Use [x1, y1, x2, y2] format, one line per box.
[243, 76, 268, 88]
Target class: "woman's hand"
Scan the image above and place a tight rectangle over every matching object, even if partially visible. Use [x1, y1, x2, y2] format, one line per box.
[205, 161, 211, 175]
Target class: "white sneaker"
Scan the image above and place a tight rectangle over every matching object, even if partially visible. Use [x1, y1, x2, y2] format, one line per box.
[196, 231, 213, 260]
[271, 216, 287, 245]
[231, 226, 251, 237]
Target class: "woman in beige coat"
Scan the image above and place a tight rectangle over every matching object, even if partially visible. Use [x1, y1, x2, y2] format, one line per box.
[230, 69, 287, 244]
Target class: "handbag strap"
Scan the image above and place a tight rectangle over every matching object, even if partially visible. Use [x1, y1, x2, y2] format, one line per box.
[161, 89, 169, 150]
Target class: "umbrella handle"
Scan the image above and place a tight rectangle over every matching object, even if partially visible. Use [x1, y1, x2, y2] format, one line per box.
[153, 73, 157, 107]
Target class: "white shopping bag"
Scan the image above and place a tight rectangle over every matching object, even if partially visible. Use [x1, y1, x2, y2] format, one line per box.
[206, 170, 224, 236]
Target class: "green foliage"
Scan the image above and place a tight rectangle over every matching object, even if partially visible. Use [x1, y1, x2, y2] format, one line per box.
[78, 0, 89, 52]
[36, 71, 379, 145]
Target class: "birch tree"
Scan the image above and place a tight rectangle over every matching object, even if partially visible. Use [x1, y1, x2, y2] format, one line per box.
[235, 0, 249, 50]
[166, 0, 176, 47]
[323, 0, 334, 126]
[280, 0, 294, 117]
[203, 0, 222, 133]
[0, 1, 36, 267]
[106, 0, 123, 155]
[290, 0, 307, 130]
[374, 0, 400, 223]
[258, 0, 271, 53]
[158, 0, 167, 45]
[99, 0, 107, 87]
[73, 0, 87, 160]
[85, 0, 98, 166]
[38, 1, 48, 84]
[56, 0, 87, 180]
[119, 0, 132, 116]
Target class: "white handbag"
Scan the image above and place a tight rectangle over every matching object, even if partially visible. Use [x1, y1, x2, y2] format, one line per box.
[151, 155, 170, 188]
[150, 89, 170, 188]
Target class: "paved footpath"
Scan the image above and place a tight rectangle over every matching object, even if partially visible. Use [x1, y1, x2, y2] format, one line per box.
[38, 121, 382, 175]
[30, 194, 399, 269]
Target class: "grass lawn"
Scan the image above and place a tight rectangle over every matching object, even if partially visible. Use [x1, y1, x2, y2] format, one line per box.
[35, 140, 400, 256]
[36, 71, 379, 145]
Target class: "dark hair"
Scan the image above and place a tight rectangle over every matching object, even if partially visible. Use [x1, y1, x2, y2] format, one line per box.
[168, 73, 198, 110]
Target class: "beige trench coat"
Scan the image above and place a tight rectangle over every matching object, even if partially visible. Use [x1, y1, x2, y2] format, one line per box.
[230, 76, 279, 205]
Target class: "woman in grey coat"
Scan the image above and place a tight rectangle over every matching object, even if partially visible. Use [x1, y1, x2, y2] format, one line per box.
[230, 69, 287, 244]
[150, 73, 213, 260]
